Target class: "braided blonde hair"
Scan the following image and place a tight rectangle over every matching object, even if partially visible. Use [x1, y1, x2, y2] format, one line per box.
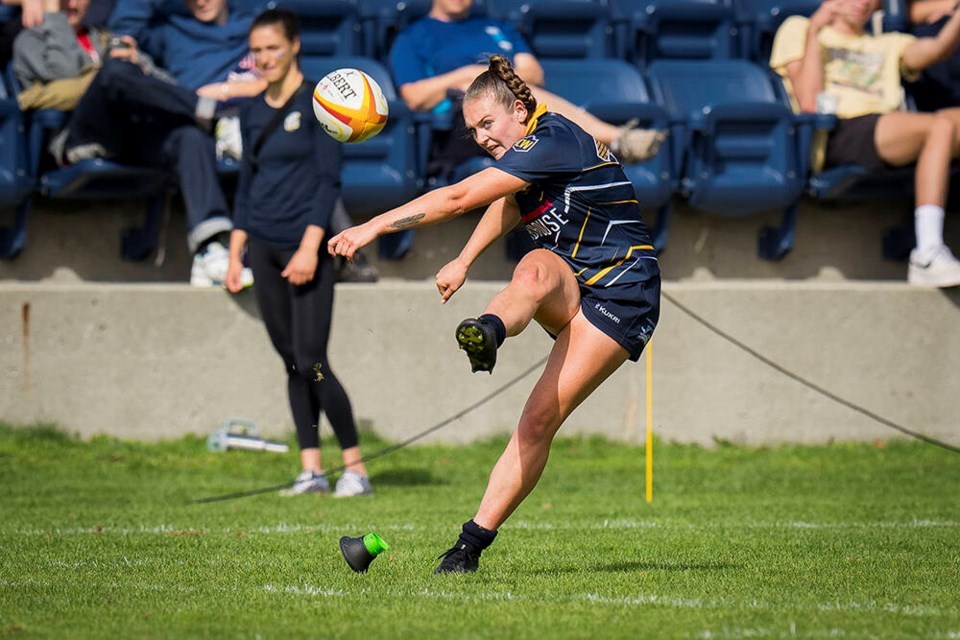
[464, 54, 537, 119]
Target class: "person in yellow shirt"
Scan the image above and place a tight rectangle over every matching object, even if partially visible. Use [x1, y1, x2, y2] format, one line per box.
[770, 0, 960, 287]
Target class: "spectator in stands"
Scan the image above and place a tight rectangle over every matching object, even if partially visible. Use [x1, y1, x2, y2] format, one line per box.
[12, 0, 168, 111]
[389, 0, 665, 180]
[109, 0, 380, 283]
[48, 0, 259, 287]
[225, 9, 372, 498]
[771, 0, 960, 287]
[903, 0, 960, 111]
[329, 55, 660, 572]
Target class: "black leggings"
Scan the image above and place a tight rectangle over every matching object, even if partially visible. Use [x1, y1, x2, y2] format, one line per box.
[248, 239, 359, 452]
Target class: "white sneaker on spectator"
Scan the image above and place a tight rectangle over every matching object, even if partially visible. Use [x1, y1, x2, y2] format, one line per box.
[215, 116, 242, 161]
[333, 470, 373, 498]
[908, 245, 960, 288]
[190, 241, 253, 288]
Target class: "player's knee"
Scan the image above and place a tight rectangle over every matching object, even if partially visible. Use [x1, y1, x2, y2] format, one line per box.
[511, 258, 551, 298]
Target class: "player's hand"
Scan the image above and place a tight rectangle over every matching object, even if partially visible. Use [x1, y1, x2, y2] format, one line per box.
[328, 223, 378, 261]
[281, 248, 318, 286]
[436, 257, 468, 304]
[225, 256, 246, 293]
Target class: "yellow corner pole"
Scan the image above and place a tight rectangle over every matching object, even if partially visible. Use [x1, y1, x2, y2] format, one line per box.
[645, 341, 653, 504]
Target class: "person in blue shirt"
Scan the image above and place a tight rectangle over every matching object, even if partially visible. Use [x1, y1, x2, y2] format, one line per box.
[390, 0, 664, 179]
[225, 8, 373, 498]
[329, 54, 661, 572]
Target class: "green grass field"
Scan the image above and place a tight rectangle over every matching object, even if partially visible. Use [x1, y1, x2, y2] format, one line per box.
[1, 422, 958, 639]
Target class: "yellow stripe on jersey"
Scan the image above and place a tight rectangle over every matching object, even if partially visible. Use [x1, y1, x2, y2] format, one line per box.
[571, 208, 592, 259]
[583, 244, 655, 286]
[583, 161, 622, 172]
[596, 199, 639, 205]
[524, 103, 548, 136]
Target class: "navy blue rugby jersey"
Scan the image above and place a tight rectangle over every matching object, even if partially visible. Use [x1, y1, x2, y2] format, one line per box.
[495, 105, 659, 296]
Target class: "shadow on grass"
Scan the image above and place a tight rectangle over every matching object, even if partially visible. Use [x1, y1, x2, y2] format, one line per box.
[371, 467, 446, 487]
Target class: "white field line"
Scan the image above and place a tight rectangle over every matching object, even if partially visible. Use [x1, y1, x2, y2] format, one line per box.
[0, 577, 948, 619]
[5, 522, 418, 536]
[260, 583, 947, 618]
[5, 518, 960, 537]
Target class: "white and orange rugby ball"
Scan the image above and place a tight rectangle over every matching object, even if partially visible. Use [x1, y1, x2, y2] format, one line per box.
[312, 68, 389, 143]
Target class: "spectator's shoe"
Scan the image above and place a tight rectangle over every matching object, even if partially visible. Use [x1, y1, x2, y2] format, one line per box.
[215, 116, 242, 161]
[614, 120, 666, 163]
[280, 470, 330, 496]
[908, 245, 960, 288]
[455, 318, 498, 374]
[190, 241, 254, 288]
[336, 251, 379, 283]
[333, 470, 373, 498]
[65, 142, 109, 166]
[434, 542, 481, 574]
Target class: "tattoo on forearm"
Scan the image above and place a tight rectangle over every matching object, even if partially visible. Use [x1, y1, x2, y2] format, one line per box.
[390, 214, 425, 230]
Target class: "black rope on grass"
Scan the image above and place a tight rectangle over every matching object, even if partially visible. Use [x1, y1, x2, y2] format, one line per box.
[662, 290, 960, 455]
[190, 355, 549, 504]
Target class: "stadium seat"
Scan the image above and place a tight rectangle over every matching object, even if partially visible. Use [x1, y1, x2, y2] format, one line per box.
[360, 0, 492, 60]
[612, 0, 739, 67]
[2, 66, 170, 261]
[733, 0, 820, 61]
[648, 59, 806, 259]
[540, 59, 674, 251]
[271, 0, 364, 57]
[486, 0, 616, 59]
[300, 55, 420, 259]
[0, 96, 32, 259]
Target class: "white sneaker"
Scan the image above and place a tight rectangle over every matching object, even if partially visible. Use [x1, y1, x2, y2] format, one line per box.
[215, 116, 243, 161]
[190, 241, 253, 288]
[907, 245, 960, 288]
[334, 470, 373, 498]
[280, 470, 329, 496]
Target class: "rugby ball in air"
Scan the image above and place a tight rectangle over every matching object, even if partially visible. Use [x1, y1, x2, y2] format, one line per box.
[312, 68, 389, 143]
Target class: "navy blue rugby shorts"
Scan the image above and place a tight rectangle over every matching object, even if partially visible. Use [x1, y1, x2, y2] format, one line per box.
[579, 273, 661, 361]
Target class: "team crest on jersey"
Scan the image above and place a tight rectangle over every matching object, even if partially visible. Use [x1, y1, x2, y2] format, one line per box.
[595, 139, 613, 162]
[513, 135, 539, 152]
[284, 111, 302, 132]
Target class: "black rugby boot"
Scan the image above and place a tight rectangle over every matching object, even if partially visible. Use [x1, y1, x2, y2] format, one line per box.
[455, 318, 498, 374]
[434, 541, 481, 574]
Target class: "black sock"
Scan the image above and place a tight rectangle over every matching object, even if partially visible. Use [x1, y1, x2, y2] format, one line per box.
[457, 518, 498, 551]
[478, 314, 506, 347]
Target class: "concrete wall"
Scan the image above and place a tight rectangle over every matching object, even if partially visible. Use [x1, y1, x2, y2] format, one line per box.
[3, 281, 958, 446]
[2, 197, 959, 446]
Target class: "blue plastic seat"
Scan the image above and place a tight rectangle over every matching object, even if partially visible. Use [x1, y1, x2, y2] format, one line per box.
[733, 0, 819, 61]
[487, 0, 616, 59]
[648, 59, 806, 259]
[2, 65, 171, 261]
[271, 0, 364, 57]
[612, 0, 739, 67]
[540, 59, 674, 251]
[0, 97, 33, 259]
[301, 56, 420, 258]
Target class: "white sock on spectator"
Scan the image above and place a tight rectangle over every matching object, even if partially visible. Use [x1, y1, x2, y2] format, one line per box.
[915, 204, 945, 254]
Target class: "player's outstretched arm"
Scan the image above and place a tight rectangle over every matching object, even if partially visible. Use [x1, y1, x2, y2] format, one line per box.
[328, 168, 527, 261]
[436, 196, 520, 303]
